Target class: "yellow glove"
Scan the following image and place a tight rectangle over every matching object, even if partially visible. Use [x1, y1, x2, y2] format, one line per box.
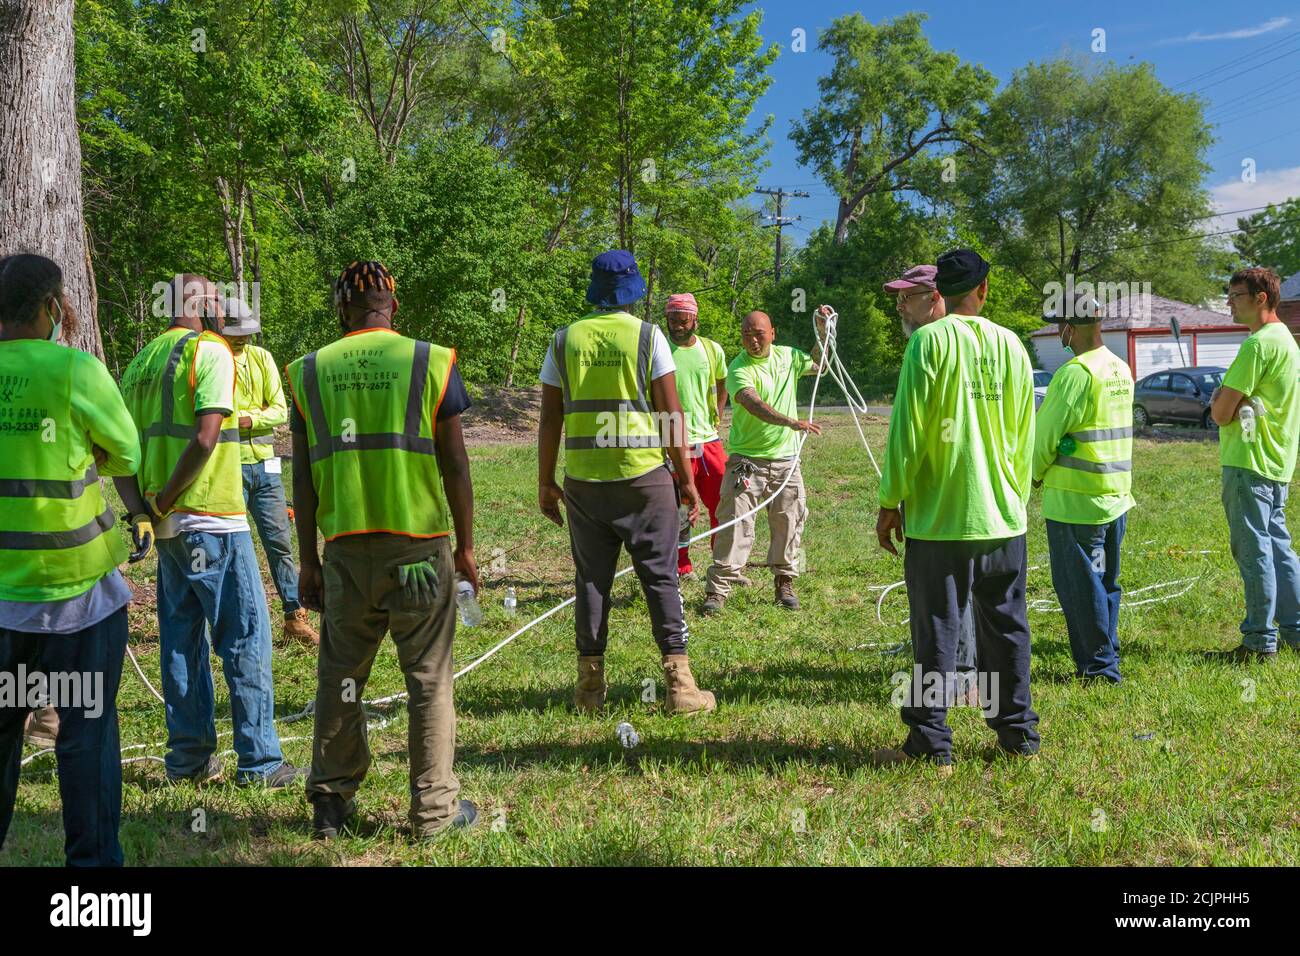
[125, 513, 154, 563]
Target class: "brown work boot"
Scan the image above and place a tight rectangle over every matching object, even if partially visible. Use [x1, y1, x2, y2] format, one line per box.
[774, 574, 800, 610]
[283, 609, 320, 648]
[662, 654, 717, 716]
[574, 655, 607, 713]
[23, 706, 59, 749]
[701, 592, 725, 616]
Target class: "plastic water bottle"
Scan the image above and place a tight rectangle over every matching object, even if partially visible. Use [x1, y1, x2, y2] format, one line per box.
[456, 577, 482, 627]
[616, 721, 640, 749]
[1250, 396, 1266, 418]
[503, 586, 517, 616]
[677, 504, 691, 550]
[1238, 402, 1256, 440]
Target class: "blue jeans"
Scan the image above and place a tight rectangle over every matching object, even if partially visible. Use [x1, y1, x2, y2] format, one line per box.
[1221, 466, 1300, 653]
[1046, 514, 1126, 682]
[156, 531, 284, 780]
[242, 461, 300, 616]
[0, 606, 128, 866]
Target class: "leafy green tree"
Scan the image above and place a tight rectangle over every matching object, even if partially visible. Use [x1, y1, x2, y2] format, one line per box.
[790, 12, 994, 246]
[1233, 197, 1300, 279]
[963, 58, 1220, 306]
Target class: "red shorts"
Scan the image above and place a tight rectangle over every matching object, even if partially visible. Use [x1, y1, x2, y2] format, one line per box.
[678, 439, 726, 574]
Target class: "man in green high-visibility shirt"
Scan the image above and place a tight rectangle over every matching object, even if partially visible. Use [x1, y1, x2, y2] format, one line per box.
[119, 273, 302, 789]
[1208, 267, 1300, 662]
[288, 260, 480, 840]
[1033, 298, 1135, 684]
[538, 250, 713, 716]
[664, 291, 728, 578]
[0, 254, 141, 867]
[873, 249, 1040, 772]
[221, 295, 318, 649]
[701, 308, 828, 615]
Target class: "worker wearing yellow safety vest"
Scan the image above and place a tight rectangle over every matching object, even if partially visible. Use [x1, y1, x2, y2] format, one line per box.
[0, 254, 140, 866]
[1033, 299, 1135, 684]
[538, 250, 714, 715]
[118, 273, 302, 788]
[221, 296, 318, 649]
[286, 260, 479, 840]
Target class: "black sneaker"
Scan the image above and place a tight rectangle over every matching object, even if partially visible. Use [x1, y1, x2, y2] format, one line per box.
[1208, 644, 1278, 663]
[237, 760, 308, 789]
[311, 794, 356, 840]
[166, 754, 223, 786]
[416, 799, 479, 841]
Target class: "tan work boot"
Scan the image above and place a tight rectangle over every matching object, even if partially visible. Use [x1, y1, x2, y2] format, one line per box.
[574, 655, 607, 713]
[283, 609, 320, 648]
[23, 706, 59, 749]
[662, 654, 717, 716]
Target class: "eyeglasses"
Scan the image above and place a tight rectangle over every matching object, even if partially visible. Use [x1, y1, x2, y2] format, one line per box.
[896, 289, 931, 305]
[1227, 291, 1255, 301]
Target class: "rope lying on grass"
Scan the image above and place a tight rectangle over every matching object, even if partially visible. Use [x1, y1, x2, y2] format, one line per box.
[25, 307, 1216, 769]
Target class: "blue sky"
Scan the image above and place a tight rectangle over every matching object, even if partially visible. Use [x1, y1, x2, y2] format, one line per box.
[743, 1, 1300, 244]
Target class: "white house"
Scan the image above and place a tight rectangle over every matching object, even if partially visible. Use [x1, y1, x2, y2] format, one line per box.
[1028, 293, 1246, 379]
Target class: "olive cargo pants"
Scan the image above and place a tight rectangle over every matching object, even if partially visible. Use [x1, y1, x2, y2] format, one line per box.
[307, 533, 460, 833]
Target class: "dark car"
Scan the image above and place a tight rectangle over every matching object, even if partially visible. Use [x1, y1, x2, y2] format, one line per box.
[1132, 366, 1226, 430]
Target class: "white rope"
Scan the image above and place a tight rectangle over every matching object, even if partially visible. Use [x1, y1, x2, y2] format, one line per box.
[125, 644, 166, 704]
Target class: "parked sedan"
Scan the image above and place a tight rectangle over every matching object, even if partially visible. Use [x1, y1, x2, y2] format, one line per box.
[1132, 366, 1226, 430]
[1033, 369, 1052, 410]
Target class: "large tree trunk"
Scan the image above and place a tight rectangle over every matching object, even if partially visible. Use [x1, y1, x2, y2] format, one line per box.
[0, 0, 102, 357]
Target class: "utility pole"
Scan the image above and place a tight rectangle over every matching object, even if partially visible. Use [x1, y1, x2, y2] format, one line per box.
[755, 187, 808, 282]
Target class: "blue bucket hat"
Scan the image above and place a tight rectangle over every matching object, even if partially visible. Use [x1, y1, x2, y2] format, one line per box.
[586, 250, 646, 308]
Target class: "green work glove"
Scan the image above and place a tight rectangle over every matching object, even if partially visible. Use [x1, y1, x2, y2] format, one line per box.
[397, 560, 438, 605]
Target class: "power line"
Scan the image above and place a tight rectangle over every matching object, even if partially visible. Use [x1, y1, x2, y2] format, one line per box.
[1111, 214, 1300, 252]
[1172, 29, 1300, 90]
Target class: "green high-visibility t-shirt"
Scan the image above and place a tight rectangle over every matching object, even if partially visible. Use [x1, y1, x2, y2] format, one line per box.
[1032, 358, 1135, 524]
[1219, 321, 1300, 483]
[879, 314, 1034, 540]
[669, 336, 726, 445]
[725, 345, 812, 460]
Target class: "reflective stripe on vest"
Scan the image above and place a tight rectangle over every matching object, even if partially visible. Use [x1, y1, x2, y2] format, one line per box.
[0, 343, 127, 593]
[556, 315, 664, 481]
[300, 341, 435, 463]
[290, 333, 452, 540]
[1044, 348, 1134, 498]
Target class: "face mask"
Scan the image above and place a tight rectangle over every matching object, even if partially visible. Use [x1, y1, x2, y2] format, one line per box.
[47, 298, 63, 343]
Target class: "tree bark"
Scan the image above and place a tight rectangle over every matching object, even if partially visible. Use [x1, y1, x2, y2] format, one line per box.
[0, 0, 102, 357]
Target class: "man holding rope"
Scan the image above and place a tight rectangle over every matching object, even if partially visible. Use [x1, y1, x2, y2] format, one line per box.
[538, 251, 714, 716]
[702, 308, 829, 614]
[874, 249, 1040, 773]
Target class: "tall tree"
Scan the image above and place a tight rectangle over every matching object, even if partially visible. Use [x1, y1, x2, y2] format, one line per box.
[0, 0, 101, 355]
[791, 12, 994, 246]
[964, 58, 1219, 302]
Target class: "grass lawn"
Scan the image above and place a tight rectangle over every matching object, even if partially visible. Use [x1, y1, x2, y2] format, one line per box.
[3, 414, 1297, 866]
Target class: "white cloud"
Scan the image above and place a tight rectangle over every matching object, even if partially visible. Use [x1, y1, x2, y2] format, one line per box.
[1162, 16, 1292, 44]
[1209, 164, 1300, 234]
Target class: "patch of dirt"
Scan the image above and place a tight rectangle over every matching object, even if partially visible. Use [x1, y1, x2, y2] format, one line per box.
[462, 385, 544, 444]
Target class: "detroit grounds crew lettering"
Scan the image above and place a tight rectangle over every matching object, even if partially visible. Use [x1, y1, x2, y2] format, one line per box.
[1, 247, 1293, 865]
